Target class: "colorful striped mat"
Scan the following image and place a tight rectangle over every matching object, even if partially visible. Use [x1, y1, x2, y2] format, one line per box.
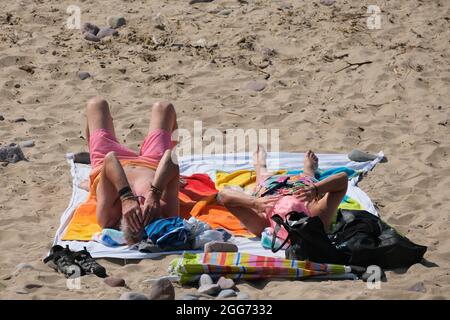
[169, 252, 350, 284]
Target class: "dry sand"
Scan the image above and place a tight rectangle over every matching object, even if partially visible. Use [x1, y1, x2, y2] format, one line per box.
[0, 0, 449, 299]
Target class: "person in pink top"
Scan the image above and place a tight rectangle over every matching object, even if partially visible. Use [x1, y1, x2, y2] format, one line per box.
[217, 146, 349, 237]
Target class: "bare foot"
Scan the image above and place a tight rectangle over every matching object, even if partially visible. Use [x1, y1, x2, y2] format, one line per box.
[252, 144, 267, 168]
[304, 150, 318, 177]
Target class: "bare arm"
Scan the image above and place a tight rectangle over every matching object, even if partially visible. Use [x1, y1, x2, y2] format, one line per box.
[217, 188, 279, 212]
[142, 149, 179, 224]
[103, 151, 143, 232]
[296, 172, 348, 202]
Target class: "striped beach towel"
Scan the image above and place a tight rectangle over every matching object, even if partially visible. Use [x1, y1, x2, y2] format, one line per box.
[169, 252, 350, 284]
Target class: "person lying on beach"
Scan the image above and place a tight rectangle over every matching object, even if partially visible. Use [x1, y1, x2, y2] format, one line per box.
[84, 97, 179, 244]
[216, 146, 348, 236]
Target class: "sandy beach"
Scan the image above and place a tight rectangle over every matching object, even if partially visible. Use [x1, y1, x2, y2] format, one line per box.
[0, 0, 449, 299]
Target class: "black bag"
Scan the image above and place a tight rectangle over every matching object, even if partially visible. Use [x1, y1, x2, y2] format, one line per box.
[271, 212, 349, 265]
[271, 209, 427, 269]
[329, 209, 427, 269]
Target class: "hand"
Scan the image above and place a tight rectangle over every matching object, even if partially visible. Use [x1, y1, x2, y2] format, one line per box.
[295, 184, 318, 202]
[142, 190, 161, 226]
[254, 196, 280, 213]
[121, 198, 143, 233]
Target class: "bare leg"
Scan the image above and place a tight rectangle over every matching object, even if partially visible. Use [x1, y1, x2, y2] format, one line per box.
[253, 144, 273, 185]
[85, 97, 122, 228]
[303, 150, 318, 177]
[85, 97, 117, 145]
[218, 188, 270, 236]
[148, 101, 177, 133]
[153, 149, 180, 218]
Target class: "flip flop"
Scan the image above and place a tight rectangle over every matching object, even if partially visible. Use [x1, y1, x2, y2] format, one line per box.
[72, 247, 107, 278]
[43, 245, 83, 278]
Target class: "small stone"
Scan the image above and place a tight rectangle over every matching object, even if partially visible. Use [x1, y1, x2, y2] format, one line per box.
[194, 38, 207, 48]
[19, 65, 35, 74]
[24, 283, 42, 289]
[118, 68, 126, 74]
[14, 84, 20, 88]
[199, 274, 213, 287]
[189, 0, 214, 4]
[181, 294, 200, 300]
[321, 0, 336, 5]
[120, 292, 148, 300]
[148, 278, 175, 300]
[218, 9, 232, 16]
[83, 32, 100, 42]
[82, 22, 100, 35]
[408, 282, 427, 293]
[78, 71, 91, 80]
[13, 117, 26, 123]
[19, 140, 34, 148]
[218, 289, 237, 298]
[244, 81, 266, 92]
[217, 277, 235, 290]
[204, 241, 238, 253]
[0, 115, 4, 121]
[198, 284, 221, 296]
[107, 16, 126, 29]
[16, 263, 34, 272]
[104, 277, 126, 287]
[237, 292, 250, 300]
[97, 27, 119, 39]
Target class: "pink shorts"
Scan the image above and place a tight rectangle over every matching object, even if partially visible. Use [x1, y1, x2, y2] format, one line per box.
[89, 128, 175, 168]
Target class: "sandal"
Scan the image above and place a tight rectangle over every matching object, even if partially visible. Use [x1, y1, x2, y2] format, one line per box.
[43, 245, 83, 278]
[72, 247, 107, 278]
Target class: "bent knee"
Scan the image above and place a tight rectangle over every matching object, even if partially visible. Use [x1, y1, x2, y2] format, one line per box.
[86, 96, 109, 113]
[152, 101, 175, 114]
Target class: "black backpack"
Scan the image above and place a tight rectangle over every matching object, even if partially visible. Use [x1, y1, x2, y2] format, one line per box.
[271, 209, 427, 269]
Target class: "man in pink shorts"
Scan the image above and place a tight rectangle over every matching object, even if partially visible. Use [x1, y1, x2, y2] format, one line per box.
[85, 97, 179, 244]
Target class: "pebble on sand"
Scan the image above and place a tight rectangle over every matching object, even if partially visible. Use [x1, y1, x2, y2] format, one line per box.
[408, 282, 427, 293]
[120, 292, 148, 300]
[19, 140, 35, 148]
[82, 22, 100, 35]
[104, 276, 126, 288]
[148, 278, 175, 300]
[16, 263, 34, 272]
[107, 16, 126, 29]
[244, 81, 266, 92]
[218, 289, 237, 298]
[321, 0, 336, 5]
[181, 294, 200, 300]
[199, 274, 214, 287]
[0, 115, 4, 121]
[218, 9, 232, 16]
[237, 292, 250, 300]
[83, 32, 100, 42]
[78, 71, 91, 80]
[217, 277, 235, 290]
[97, 27, 119, 39]
[198, 284, 221, 296]
[13, 117, 26, 122]
[204, 241, 238, 253]
[189, 0, 214, 4]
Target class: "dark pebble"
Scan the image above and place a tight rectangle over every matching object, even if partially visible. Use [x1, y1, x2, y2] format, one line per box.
[83, 32, 100, 42]
[78, 71, 91, 80]
[14, 117, 26, 122]
[97, 27, 119, 39]
[104, 276, 126, 287]
[148, 278, 175, 300]
[82, 22, 100, 35]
